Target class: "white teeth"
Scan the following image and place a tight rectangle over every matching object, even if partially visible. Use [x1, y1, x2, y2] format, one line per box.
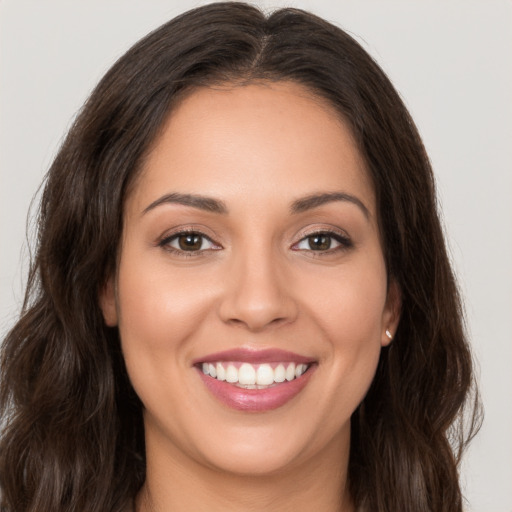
[274, 364, 286, 383]
[256, 364, 274, 386]
[238, 363, 256, 385]
[216, 362, 226, 381]
[295, 364, 307, 378]
[201, 361, 310, 386]
[285, 363, 295, 381]
[225, 364, 238, 383]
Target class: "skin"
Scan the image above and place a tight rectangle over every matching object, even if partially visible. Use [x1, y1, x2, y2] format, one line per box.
[100, 81, 400, 512]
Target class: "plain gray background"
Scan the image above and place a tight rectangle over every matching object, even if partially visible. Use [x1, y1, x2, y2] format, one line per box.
[1, 1, 511, 510]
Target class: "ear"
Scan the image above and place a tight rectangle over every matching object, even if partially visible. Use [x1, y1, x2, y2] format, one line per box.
[99, 276, 118, 327]
[381, 279, 401, 347]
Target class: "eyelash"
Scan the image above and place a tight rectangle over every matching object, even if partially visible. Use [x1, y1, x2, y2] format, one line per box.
[158, 229, 221, 257]
[157, 228, 353, 257]
[291, 230, 353, 255]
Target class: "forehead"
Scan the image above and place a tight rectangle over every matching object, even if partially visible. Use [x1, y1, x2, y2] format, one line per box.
[129, 81, 375, 218]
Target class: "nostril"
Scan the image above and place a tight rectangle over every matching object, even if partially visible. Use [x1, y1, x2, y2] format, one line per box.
[218, 269, 299, 331]
[225, 315, 291, 331]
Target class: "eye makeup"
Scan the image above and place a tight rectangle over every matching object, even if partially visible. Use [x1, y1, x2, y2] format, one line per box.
[157, 228, 222, 257]
[156, 225, 354, 260]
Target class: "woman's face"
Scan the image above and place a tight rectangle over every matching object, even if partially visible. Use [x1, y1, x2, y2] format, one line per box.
[101, 81, 399, 476]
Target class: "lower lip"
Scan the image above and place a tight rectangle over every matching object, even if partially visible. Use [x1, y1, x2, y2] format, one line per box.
[197, 366, 315, 412]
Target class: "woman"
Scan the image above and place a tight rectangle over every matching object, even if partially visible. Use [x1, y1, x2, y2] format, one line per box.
[0, 3, 480, 511]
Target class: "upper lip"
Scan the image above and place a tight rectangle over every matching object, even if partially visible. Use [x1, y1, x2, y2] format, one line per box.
[193, 347, 315, 365]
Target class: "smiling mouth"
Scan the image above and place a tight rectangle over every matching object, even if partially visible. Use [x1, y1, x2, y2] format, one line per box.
[200, 361, 311, 389]
[194, 348, 316, 411]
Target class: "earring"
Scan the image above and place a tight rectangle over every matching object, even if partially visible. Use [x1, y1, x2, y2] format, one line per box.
[385, 329, 392, 340]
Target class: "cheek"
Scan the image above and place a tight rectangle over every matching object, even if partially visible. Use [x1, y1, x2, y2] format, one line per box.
[119, 256, 209, 327]
[298, 259, 387, 404]
[114, 260, 221, 429]
[115, 255, 218, 374]
[301, 257, 388, 343]
[326, 278, 386, 378]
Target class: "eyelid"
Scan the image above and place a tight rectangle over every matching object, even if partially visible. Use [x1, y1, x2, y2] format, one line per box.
[293, 224, 351, 243]
[157, 226, 223, 255]
[155, 224, 352, 257]
[291, 226, 353, 252]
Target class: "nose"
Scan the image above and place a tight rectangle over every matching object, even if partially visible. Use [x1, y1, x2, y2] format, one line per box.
[218, 248, 298, 332]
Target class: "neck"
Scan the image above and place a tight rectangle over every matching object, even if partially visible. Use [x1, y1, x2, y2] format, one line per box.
[137, 429, 354, 512]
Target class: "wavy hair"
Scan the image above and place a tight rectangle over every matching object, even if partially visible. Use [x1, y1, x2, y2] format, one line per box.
[0, 3, 481, 511]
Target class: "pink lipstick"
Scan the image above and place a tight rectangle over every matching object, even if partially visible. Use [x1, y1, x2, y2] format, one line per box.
[193, 348, 316, 412]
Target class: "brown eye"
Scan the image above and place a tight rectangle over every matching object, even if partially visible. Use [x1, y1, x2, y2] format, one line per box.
[307, 234, 331, 251]
[160, 231, 218, 253]
[293, 231, 352, 253]
[177, 233, 204, 251]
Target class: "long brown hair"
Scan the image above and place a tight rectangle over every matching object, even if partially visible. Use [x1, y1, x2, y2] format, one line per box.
[0, 3, 481, 511]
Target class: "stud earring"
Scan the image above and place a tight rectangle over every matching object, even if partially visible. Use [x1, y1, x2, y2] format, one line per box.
[385, 329, 392, 340]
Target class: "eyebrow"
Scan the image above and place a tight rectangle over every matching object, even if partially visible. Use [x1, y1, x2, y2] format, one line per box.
[142, 191, 369, 218]
[290, 192, 370, 218]
[142, 192, 228, 215]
